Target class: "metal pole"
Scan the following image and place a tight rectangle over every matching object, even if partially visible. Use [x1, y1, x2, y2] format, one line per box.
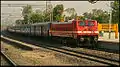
[46, 1, 47, 22]
[50, 1, 53, 23]
[51, 3, 53, 22]
[46, 1, 47, 13]
[50, 1, 51, 23]
[109, 2, 112, 39]
[42, 12, 44, 22]
[27, 15, 29, 24]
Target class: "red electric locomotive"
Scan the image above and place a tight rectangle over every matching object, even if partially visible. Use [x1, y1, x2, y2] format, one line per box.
[49, 20, 98, 46]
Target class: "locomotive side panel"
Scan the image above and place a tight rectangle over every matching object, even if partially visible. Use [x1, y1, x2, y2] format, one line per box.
[50, 23, 74, 38]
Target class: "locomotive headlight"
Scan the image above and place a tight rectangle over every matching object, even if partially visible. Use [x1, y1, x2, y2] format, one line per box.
[80, 38, 84, 42]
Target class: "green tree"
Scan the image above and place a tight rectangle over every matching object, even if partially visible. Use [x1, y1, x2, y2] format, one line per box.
[64, 8, 77, 20]
[15, 19, 23, 25]
[29, 12, 43, 24]
[83, 9, 109, 23]
[42, 9, 51, 22]
[111, 1, 119, 23]
[41, 4, 53, 22]
[53, 4, 64, 21]
[22, 5, 33, 24]
[77, 16, 85, 20]
[35, 9, 42, 14]
[83, 12, 92, 19]
[35, 9, 45, 22]
[88, 0, 98, 4]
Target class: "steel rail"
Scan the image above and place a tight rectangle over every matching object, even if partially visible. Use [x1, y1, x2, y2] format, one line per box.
[1, 34, 119, 66]
[1, 51, 17, 66]
[1, 32, 119, 66]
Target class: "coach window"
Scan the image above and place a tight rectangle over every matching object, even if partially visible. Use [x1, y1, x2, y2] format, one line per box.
[35, 25, 38, 34]
[37, 26, 39, 34]
[35, 26, 37, 34]
[39, 25, 41, 33]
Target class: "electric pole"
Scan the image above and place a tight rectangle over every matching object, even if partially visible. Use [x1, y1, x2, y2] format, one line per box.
[46, 1, 52, 22]
[46, 1, 47, 15]
[109, 2, 112, 39]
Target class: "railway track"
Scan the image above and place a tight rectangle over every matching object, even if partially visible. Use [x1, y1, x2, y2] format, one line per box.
[1, 34, 119, 66]
[2, 31, 119, 58]
[3, 30, 119, 53]
[1, 51, 17, 66]
[35, 43, 119, 66]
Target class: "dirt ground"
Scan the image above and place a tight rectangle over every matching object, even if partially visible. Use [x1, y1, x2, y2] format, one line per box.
[1, 41, 107, 66]
[1, 56, 11, 66]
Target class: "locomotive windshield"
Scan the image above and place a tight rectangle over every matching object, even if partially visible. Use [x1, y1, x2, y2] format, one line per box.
[79, 22, 85, 26]
[88, 21, 94, 26]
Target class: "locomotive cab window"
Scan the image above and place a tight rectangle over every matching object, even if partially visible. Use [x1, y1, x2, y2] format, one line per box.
[88, 21, 94, 26]
[79, 22, 85, 26]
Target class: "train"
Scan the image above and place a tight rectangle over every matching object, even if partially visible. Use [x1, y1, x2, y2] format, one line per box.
[7, 20, 99, 47]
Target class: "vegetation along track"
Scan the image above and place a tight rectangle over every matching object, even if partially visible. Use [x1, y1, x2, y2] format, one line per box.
[1, 51, 17, 66]
[1, 34, 119, 66]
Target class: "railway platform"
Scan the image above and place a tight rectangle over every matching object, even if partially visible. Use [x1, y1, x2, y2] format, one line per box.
[98, 38, 119, 43]
[98, 32, 119, 51]
[98, 32, 119, 43]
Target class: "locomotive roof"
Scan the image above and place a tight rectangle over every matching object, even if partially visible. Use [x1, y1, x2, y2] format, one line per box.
[20, 21, 73, 26]
[13, 20, 97, 27]
[32, 21, 73, 25]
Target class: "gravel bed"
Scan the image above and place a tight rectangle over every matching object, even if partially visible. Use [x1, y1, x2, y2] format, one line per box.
[1, 41, 33, 66]
[1, 41, 107, 66]
[62, 46, 119, 61]
[1, 56, 11, 66]
[54, 52, 107, 66]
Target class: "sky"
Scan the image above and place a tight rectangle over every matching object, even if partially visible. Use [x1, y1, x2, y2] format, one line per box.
[1, 1, 112, 15]
[1, 1, 113, 25]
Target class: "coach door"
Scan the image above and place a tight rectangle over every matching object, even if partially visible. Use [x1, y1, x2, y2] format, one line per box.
[41, 26, 43, 36]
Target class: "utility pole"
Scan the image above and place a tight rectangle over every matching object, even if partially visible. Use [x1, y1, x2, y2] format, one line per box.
[49, 1, 52, 23]
[109, 2, 112, 39]
[46, 1, 52, 22]
[46, 1, 47, 15]
[50, 1, 53, 23]
[50, 2, 53, 22]
[27, 13, 30, 24]
[51, 2, 53, 22]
